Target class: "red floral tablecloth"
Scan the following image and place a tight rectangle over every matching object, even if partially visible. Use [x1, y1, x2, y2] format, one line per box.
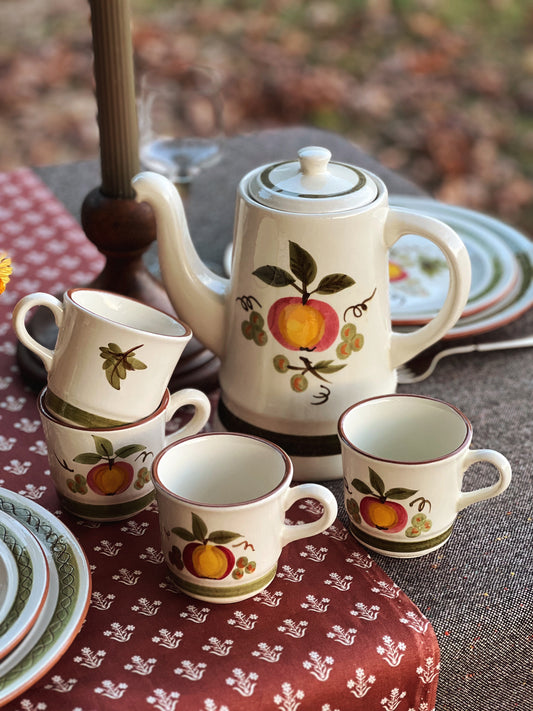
[0, 168, 439, 710]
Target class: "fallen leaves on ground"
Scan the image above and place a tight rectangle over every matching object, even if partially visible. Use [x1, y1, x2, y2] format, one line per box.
[1, 0, 532, 235]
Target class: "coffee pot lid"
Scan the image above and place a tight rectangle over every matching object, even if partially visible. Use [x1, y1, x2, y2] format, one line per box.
[248, 146, 378, 213]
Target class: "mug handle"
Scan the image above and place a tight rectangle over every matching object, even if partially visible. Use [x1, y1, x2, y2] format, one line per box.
[281, 484, 338, 546]
[12, 292, 64, 372]
[457, 449, 512, 511]
[164, 388, 211, 443]
[384, 208, 472, 369]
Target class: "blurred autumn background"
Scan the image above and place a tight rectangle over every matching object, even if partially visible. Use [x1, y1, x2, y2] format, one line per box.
[1, 0, 533, 235]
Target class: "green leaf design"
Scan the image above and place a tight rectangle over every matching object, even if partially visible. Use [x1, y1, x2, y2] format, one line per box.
[289, 241, 317, 287]
[191, 512, 208, 542]
[311, 359, 347, 374]
[252, 265, 296, 287]
[346, 497, 361, 524]
[99, 342, 147, 390]
[313, 359, 334, 369]
[419, 256, 447, 276]
[172, 527, 196, 541]
[115, 444, 147, 459]
[116, 363, 127, 379]
[92, 436, 114, 458]
[73, 452, 103, 465]
[128, 358, 148, 370]
[384, 487, 419, 500]
[315, 273, 355, 294]
[208, 530, 243, 544]
[316, 363, 347, 374]
[351, 478, 373, 496]
[108, 369, 121, 390]
[369, 468, 386, 497]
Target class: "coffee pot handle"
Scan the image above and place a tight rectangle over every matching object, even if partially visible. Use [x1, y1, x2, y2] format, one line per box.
[12, 292, 64, 372]
[384, 208, 472, 369]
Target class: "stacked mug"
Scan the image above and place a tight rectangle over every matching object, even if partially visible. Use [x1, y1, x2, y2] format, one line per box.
[13, 288, 211, 522]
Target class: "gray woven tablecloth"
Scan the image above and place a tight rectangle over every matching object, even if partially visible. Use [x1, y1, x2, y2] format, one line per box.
[36, 127, 532, 711]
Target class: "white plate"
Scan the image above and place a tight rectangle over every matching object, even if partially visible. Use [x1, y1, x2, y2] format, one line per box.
[0, 511, 49, 661]
[0, 539, 18, 627]
[387, 211, 518, 324]
[0, 490, 91, 705]
[390, 197, 533, 338]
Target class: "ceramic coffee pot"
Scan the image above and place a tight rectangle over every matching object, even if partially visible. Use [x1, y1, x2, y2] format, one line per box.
[133, 146, 471, 481]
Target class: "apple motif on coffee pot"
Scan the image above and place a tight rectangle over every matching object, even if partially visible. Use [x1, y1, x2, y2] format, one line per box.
[253, 240, 354, 353]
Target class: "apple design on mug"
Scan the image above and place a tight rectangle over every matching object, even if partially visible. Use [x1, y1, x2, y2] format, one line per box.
[71, 435, 148, 496]
[170, 513, 257, 581]
[350, 468, 417, 533]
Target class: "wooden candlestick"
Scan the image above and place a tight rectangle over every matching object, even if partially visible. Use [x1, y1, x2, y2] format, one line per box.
[89, 0, 139, 198]
[16, 0, 219, 392]
[84, 0, 168, 312]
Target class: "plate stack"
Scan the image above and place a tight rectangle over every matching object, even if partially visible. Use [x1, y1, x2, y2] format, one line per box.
[388, 197, 533, 338]
[0, 488, 91, 705]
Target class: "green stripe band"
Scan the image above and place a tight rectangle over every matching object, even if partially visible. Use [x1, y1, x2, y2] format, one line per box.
[169, 565, 277, 600]
[45, 389, 126, 429]
[217, 399, 341, 457]
[261, 162, 367, 198]
[58, 489, 155, 520]
[348, 521, 454, 554]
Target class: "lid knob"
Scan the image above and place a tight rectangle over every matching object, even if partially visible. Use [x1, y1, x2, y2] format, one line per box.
[298, 146, 331, 176]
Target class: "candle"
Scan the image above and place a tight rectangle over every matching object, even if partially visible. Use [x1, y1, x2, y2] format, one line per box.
[89, 0, 139, 199]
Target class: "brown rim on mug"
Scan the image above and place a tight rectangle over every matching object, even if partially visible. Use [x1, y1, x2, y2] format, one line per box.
[338, 393, 472, 465]
[67, 287, 193, 339]
[152, 431, 293, 508]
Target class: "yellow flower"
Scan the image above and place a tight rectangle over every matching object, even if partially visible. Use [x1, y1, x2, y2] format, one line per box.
[0, 253, 12, 295]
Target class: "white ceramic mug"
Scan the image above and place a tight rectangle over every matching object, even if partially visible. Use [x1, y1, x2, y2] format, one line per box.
[39, 386, 211, 521]
[338, 394, 512, 558]
[13, 288, 193, 427]
[152, 432, 338, 603]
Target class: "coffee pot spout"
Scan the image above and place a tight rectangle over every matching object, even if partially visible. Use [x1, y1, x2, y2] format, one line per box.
[132, 171, 228, 358]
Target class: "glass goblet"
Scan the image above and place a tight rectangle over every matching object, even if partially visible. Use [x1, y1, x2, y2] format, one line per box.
[138, 65, 224, 196]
